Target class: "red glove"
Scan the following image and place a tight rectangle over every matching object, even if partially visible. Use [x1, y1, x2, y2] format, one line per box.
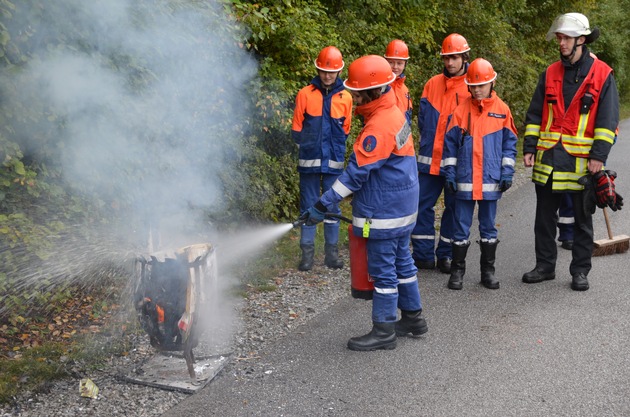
[593, 170, 619, 210]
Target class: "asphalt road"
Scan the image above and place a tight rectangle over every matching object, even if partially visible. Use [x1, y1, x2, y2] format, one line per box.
[165, 118, 630, 417]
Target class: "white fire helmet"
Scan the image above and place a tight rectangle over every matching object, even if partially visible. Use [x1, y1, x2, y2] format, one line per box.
[546, 13, 592, 41]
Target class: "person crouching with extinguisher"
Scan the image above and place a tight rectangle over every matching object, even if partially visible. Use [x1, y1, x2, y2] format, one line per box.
[303, 55, 427, 351]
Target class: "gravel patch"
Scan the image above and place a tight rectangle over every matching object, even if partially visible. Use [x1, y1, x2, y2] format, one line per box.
[0, 252, 351, 417]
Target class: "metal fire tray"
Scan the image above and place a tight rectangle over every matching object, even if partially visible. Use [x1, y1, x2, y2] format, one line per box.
[121, 352, 230, 394]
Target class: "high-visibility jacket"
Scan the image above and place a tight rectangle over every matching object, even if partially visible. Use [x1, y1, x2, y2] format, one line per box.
[443, 93, 518, 201]
[391, 74, 413, 125]
[291, 76, 353, 174]
[523, 48, 619, 191]
[417, 65, 469, 176]
[535, 58, 613, 157]
[320, 88, 419, 240]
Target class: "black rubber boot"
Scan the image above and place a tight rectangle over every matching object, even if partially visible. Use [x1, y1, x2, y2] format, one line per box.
[437, 257, 452, 274]
[448, 241, 470, 290]
[395, 310, 428, 338]
[298, 244, 315, 271]
[347, 322, 397, 351]
[324, 244, 344, 269]
[479, 240, 500, 289]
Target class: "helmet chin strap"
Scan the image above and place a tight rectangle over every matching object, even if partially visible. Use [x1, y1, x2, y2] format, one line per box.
[561, 40, 584, 63]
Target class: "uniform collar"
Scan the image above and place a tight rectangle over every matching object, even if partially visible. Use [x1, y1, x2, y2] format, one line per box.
[356, 87, 396, 119]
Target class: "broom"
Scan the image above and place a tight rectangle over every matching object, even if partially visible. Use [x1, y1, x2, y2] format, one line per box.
[592, 207, 630, 256]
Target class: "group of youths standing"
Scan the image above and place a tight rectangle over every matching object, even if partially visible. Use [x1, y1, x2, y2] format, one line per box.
[290, 12, 620, 351]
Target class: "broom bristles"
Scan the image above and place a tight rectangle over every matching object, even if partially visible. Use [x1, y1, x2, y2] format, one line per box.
[592, 237, 630, 257]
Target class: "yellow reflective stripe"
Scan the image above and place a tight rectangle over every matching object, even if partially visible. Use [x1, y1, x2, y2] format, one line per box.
[594, 128, 615, 145]
[532, 172, 549, 184]
[525, 124, 541, 137]
[553, 171, 582, 182]
[576, 157, 588, 174]
[540, 132, 561, 140]
[577, 113, 589, 140]
[562, 135, 594, 145]
[538, 131, 560, 150]
[538, 139, 557, 149]
[532, 151, 552, 184]
[545, 103, 553, 131]
[551, 180, 583, 191]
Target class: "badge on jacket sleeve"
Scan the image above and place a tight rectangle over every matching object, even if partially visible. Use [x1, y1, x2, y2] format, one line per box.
[362, 135, 377, 152]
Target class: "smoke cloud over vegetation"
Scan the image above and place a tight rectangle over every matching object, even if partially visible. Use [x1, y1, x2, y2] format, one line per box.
[0, 0, 259, 317]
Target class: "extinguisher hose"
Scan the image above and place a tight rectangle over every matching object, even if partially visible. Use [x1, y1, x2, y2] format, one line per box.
[292, 212, 352, 228]
[324, 212, 352, 224]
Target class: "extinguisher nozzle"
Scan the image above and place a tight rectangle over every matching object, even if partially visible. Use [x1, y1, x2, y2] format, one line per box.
[293, 212, 309, 228]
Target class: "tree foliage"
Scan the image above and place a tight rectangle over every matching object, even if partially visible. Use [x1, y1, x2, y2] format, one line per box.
[1, 0, 629, 320]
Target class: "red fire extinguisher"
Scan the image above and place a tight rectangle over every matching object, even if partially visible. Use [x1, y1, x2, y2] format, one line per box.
[348, 223, 373, 300]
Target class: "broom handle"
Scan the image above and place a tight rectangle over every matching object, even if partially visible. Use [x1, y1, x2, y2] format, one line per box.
[603, 207, 614, 240]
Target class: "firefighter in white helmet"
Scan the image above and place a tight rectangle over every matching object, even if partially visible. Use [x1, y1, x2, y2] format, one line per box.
[522, 13, 620, 291]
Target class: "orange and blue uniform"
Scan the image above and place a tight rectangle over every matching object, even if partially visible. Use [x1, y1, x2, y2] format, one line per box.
[320, 88, 421, 323]
[411, 65, 469, 265]
[390, 74, 412, 125]
[292, 77, 352, 175]
[292, 76, 353, 247]
[443, 92, 517, 242]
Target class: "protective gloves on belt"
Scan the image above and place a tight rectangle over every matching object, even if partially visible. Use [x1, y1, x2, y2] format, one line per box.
[499, 176, 513, 192]
[304, 201, 327, 226]
[593, 170, 624, 211]
[446, 178, 457, 194]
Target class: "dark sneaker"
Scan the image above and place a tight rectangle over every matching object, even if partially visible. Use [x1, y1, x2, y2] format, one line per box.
[560, 240, 573, 250]
[571, 272, 589, 291]
[522, 268, 556, 283]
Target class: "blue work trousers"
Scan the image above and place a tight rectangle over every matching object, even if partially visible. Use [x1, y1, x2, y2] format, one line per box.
[558, 193, 575, 242]
[453, 199, 498, 243]
[299, 173, 341, 246]
[411, 173, 455, 262]
[367, 235, 422, 323]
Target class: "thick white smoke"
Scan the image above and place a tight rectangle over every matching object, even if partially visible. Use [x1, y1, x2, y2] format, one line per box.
[12, 0, 257, 249]
[1, 0, 262, 337]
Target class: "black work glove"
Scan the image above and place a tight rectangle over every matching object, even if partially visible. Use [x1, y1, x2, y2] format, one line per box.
[614, 192, 624, 211]
[499, 176, 513, 192]
[578, 174, 597, 216]
[446, 178, 457, 194]
[295, 210, 310, 226]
